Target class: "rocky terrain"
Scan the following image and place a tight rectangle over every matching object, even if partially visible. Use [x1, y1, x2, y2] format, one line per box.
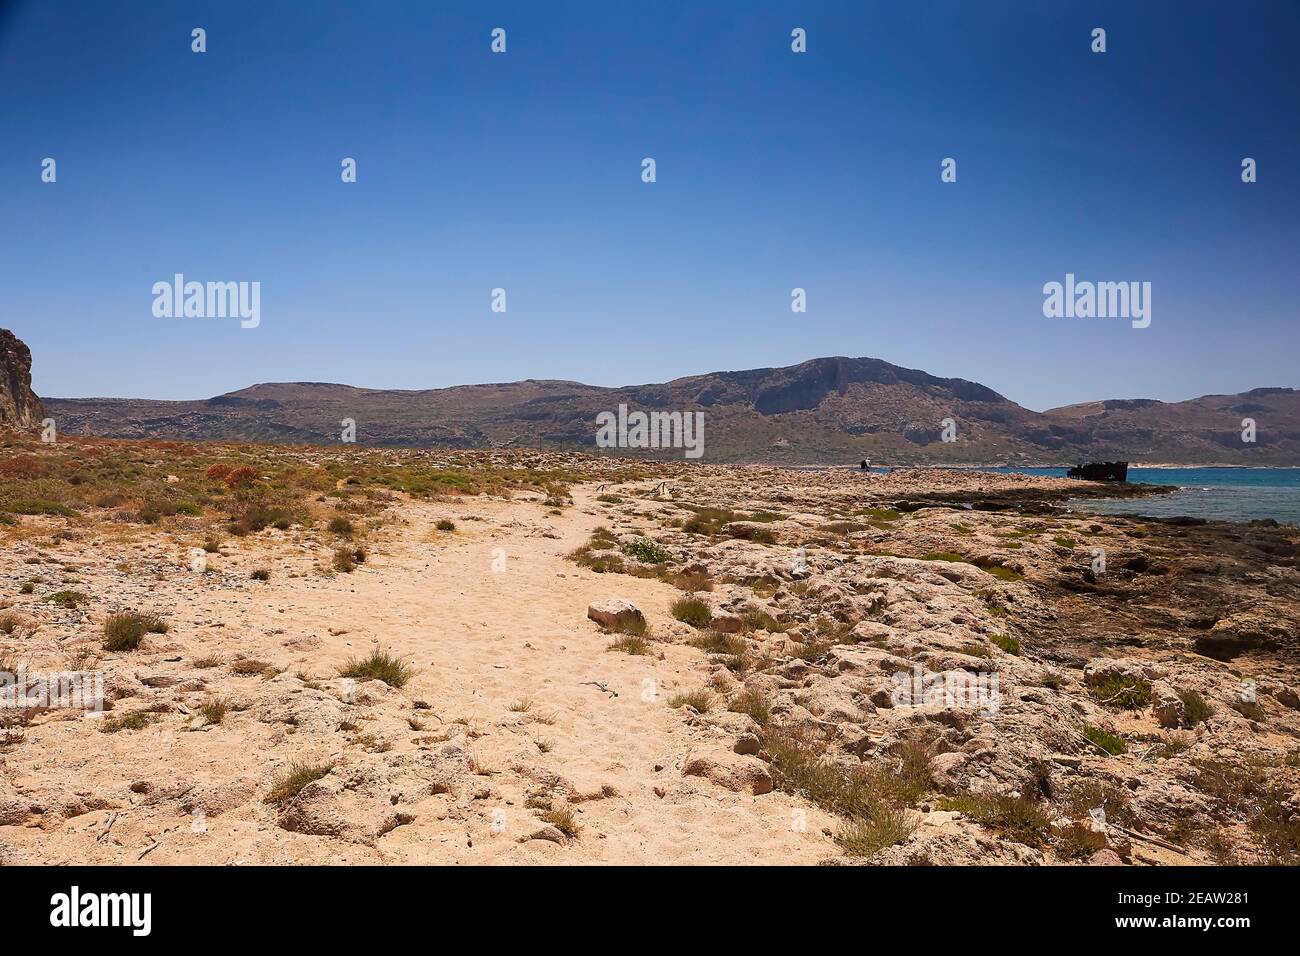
[1, 436, 1296, 865]
[0, 329, 43, 430]
[37, 351, 1300, 465]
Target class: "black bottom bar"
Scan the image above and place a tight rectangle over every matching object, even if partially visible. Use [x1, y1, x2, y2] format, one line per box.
[9, 864, 1274, 940]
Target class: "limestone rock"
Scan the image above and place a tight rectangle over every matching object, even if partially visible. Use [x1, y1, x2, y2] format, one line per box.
[276, 765, 416, 845]
[0, 779, 31, 826]
[1151, 680, 1186, 728]
[587, 599, 645, 630]
[1088, 848, 1125, 866]
[0, 329, 43, 429]
[682, 750, 773, 795]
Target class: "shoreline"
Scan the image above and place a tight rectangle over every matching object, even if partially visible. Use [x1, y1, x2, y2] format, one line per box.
[775, 462, 1300, 471]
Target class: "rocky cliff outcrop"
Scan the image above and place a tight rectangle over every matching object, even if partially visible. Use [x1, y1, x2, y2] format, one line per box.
[0, 329, 44, 429]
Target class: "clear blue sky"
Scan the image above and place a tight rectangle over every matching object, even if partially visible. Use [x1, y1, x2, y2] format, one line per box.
[2, 0, 1296, 410]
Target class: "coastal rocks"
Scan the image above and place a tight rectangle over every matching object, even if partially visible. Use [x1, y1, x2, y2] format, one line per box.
[0, 779, 31, 826]
[721, 521, 790, 544]
[792, 682, 868, 723]
[0, 329, 43, 429]
[930, 751, 971, 791]
[1083, 657, 1161, 686]
[709, 611, 745, 633]
[276, 763, 416, 845]
[1195, 612, 1287, 661]
[871, 828, 1045, 866]
[1268, 683, 1300, 710]
[1151, 681, 1186, 729]
[587, 599, 645, 631]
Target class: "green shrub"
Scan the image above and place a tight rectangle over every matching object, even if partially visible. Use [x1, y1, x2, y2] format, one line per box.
[230, 503, 293, 535]
[608, 635, 650, 655]
[671, 596, 711, 628]
[622, 538, 670, 564]
[727, 688, 770, 726]
[1177, 689, 1215, 727]
[690, 630, 746, 656]
[5, 499, 74, 517]
[46, 590, 89, 608]
[681, 507, 738, 536]
[1081, 724, 1127, 756]
[1088, 675, 1151, 710]
[764, 731, 930, 856]
[668, 688, 713, 712]
[921, 551, 966, 563]
[980, 563, 1024, 582]
[835, 807, 915, 857]
[990, 633, 1021, 655]
[938, 792, 1051, 846]
[100, 711, 156, 734]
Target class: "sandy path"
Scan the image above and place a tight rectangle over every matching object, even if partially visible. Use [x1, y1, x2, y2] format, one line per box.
[4, 486, 836, 865]
[225, 486, 835, 863]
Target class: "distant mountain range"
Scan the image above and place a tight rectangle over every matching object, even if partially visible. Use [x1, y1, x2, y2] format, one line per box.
[37, 353, 1300, 465]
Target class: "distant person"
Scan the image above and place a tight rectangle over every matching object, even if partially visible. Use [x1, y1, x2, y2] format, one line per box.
[861, 458, 871, 473]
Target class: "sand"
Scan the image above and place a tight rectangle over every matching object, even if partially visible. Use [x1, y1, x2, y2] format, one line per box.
[1, 485, 835, 864]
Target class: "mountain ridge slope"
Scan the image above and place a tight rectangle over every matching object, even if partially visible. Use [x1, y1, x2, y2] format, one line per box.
[27, 343, 1298, 464]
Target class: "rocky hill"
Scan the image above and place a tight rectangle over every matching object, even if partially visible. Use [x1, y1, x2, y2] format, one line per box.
[0, 329, 44, 430]
[38, 353, 1300, 464]
[1044, 388, 1300, 464]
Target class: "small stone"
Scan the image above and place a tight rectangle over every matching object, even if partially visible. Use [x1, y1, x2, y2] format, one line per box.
[587, 599, 645, 631]
[710, 612, 744, 634]
[522, 825, 567, 845]
[1088, 849, 1124, 866]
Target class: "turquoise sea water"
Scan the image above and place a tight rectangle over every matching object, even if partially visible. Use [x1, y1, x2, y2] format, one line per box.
[985, 467, 1300, 525]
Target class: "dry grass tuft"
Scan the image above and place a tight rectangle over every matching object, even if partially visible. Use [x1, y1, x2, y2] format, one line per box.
[264, 762, 334, 804]
[340, 650, 414, 688]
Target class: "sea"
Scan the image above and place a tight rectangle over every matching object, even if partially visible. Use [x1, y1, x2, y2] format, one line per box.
[981, 466, 1300, 525]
